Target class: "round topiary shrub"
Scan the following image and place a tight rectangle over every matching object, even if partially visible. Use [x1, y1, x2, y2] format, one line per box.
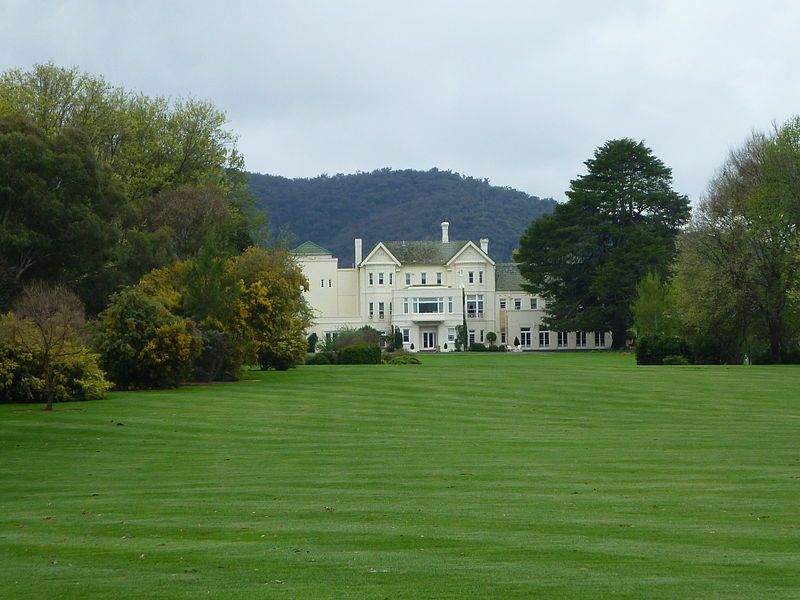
[305, 353, 332, 365]
[320, 351, 337, 364]
[338, 343, 381, 364]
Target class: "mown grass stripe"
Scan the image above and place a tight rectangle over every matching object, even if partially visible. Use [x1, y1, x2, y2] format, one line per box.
[1, 352, 798, 598]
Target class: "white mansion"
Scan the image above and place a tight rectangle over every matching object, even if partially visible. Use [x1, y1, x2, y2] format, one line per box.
[294, 222, 611, 352]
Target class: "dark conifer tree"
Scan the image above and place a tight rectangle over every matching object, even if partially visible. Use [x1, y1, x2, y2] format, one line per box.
[516, 139, 690, 349]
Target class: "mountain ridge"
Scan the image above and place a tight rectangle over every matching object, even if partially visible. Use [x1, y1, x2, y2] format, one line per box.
[248, 167, 557, 266]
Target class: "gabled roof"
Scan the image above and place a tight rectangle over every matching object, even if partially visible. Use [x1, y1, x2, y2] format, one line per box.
[446, 240, 495, 266]
[495, 263, 527, 291]
[382, 240, 467, 265]
[293, 241, 332, 256]
[360, 242, 401, 267]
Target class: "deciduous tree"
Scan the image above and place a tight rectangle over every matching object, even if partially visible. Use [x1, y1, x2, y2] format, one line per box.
[631, 272, 678, 339]
[673, 120, 800, 363]
[0, 114, 123, 310]
[11, 283, 109, 410]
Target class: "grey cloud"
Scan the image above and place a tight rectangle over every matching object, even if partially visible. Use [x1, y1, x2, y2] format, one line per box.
[3, 0, 800, 202]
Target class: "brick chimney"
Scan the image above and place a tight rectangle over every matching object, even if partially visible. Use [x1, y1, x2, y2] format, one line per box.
[441, 221, 449, 243]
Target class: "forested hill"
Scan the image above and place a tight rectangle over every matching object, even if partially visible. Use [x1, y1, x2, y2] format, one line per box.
[248, 168, 556, 265]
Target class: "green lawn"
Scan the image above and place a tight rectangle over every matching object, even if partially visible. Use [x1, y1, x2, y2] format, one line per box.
[1, 352, 798, 599]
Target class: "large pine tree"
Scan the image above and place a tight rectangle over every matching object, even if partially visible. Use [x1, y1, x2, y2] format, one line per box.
[516, 139, 690, 349]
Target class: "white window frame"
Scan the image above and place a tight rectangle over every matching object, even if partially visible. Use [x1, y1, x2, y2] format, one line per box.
[465, 294, 484, 318]
[412, 297, 445, 314]
[447, 327, 456, 342]
[520, 327, 531, 347]
[436, 272, 442, 284]
[368, 302, 374, 318]
[369, 273, 373, 286]
[421, 272, 427, 285]
[576, 331, 587, 348]
[379, 301, 385, 320]
[468, 271, 474, 284]
[499, 298, 506, 309]
[595, 331, 606, 347]
[402, 328, 410, 343]
[530, 298, 537, 309]
[405, 273, 411, 285]
[558, 331, 568, 348]
[514, 299, 521, 310]
[539, 330, 550, 347]
[479, 271, 483, 284]
[378, 272, 384, 285]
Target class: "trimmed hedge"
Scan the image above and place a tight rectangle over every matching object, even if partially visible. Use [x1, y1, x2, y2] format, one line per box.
[388, 354, 421, 365]
[338, 343, 381, 365]
[663, 354, 690, 365]
[636, 335, 691, 365]
[470, 342, 487, 352]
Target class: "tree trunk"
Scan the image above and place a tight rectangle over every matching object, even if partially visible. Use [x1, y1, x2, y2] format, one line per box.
[769, 327, 783, 364]
[43, 367, 55, 411]
[611, 326, 627, 350]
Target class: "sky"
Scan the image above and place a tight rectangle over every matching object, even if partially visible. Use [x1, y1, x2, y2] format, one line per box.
[2, 0, 800, 203]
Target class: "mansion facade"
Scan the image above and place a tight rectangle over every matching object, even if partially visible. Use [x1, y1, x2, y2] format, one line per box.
[294, 222, 611, 352]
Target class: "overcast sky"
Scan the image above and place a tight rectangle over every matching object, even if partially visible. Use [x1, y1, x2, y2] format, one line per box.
[3, 1, 800, 203]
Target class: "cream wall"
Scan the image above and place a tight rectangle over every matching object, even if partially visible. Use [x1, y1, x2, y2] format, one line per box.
[296, 237, 612, 352]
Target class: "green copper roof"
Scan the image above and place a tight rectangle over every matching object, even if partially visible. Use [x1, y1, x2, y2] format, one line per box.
[293, 241, 332, 256]
[495, 263, 527, 291]
[383, 241, 469, 265]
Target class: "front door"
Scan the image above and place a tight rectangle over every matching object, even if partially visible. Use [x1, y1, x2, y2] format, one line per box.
[422, 329, 437, 350]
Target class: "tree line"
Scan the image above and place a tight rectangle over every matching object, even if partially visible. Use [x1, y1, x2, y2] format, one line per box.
[516, 124, 800, 364]
[0, 63, 310, 408]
